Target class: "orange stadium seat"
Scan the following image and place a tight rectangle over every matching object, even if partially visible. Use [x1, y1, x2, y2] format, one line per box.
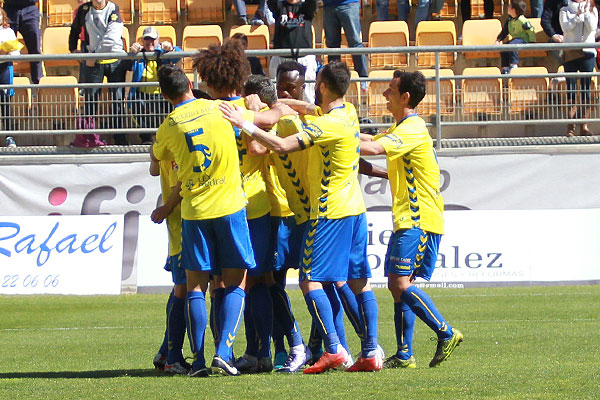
[47, 0, 79, 26]
[415, 20, 456, 67]
[471, 0, 503, 18]
[186, 0, 226, 23]
[461, 19, 502, 59]
[113, 0, 135, 24]
[418, 69, 455, 117]
[42, 27, 79, 67]
[508, 66, 548, 114]
[140, 0, 180, 24]
[182, 25, 223, 72]
[37, 75, 79, 145]
[229, 24, 270, 71]
[368, 21, 410, 69]
[345, 70, 362, 112]
[553, 66, 598, 107]
[321, 28, 355, 69]
[13, 33, 29, 74]
[121, 26, 130, 52]
[367, 70, 394, 120]
[518, 18, 548, 58]
[8, 77, 32, 131]
[136, 25, 178, 46]
[461, 67, 503, 115]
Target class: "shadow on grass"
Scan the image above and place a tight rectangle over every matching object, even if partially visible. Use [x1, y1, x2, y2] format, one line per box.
[0, 369, 165, 379]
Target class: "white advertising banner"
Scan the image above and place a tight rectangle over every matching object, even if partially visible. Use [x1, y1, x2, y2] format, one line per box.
[136, 216, 171, 287]
[367, 209, 600, 285]
[0, 215, 124, 295]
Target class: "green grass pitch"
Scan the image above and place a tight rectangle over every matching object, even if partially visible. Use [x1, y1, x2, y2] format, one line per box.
[1, 286, 599, 399]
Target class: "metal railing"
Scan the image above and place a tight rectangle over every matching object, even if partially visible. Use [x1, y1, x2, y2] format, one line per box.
[2, 42, 600, 150]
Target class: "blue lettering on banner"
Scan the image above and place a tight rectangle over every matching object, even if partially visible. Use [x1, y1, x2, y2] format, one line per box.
[0, 221, 118, 267]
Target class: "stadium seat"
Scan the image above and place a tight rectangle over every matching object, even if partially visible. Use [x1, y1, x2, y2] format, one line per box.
[508, 66, 548, 115]
[182, 25, 223, 71]
[186, 0, 226, 23]
[518, 18, 548, 58]
[367, 70, 394, 120]
[47, 0, 79, 26]
[461, 67, 503, 115]
[140, 0, 180, 24]
[37, 75, 79, 145]
[418, 69, 455, 117]
[42, 27, 79, 67]
[368, 21, 410, 69]
[471, 0, 503, 18]
[461, 19, 502, 59]
[136, 25, 178, 46]
[121, 26, 130, 52]
[229, 24, 270, 71]
[113, 0, 135, 24]
[415, 21, 456, 67]
[321, 28, 355, 69]
[552, 66, 598, 108]
[8, 77, 32, 131]
[345, 70, 361, 113]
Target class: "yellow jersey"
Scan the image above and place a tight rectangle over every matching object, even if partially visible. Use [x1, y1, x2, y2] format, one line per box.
[296, 103, 366, 220]
[159, 158, 182, 256]
[269, 114, 312, 224]
[374, 114, 444, 234]
[225, 97, 271, 220]
[264, 158, 294, 218]
[153, 98, 247, 220]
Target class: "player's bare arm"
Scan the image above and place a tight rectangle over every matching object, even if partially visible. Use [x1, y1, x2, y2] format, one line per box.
[360, 138, 386, 156]
[149, 158, 160, 176]
[277, 98, 317, 115]
[359, 158, 388, 180]
[151, 181, 182, 224]
[252, 102, 297, 129]
[220, 102, 302, 154]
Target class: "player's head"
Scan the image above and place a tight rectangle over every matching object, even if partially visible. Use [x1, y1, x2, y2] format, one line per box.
[158, 64, 192, 102]
[191, 39, 250, 96]
[276, 61, 306, 101]
[385, 70, 426, 112]
[243, 75, 277, 107]
[315, 61, 350, 105]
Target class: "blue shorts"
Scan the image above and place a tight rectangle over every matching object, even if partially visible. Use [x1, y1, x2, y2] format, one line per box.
[247, 213, 276, 277]
[299, 214, 371, 282]
[274, 217, 305, 271]
[384, 228, 442, 281]
[181, 208, 256, 275]
[164, 253, 187, 285]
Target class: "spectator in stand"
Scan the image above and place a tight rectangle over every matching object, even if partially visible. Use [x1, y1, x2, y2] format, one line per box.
[231, 32, 265, 75]
[496, 0, 536, 74]
[461, 0, 494, 25]
[232, 0, 271, 26]
[268, 0, 318, 103]
[69, 0, 128, 147]
[560, 0, 598, 136]
[322, 0, 369, 92]
[542, 0, 569, 61]
[124, 27, 181, 144]
[2, 0, 42, 84]
[0, 6, 19, 133]
[376, 0, 430, 34]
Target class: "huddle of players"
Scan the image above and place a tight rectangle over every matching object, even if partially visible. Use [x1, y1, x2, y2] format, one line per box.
[149, 39, 463, 377]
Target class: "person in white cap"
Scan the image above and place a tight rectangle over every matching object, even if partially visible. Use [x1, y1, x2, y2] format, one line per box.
[125, 26, 182, 144]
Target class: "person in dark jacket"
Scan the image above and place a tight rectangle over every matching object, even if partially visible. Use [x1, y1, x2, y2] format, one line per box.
[3, 0, 42, 84]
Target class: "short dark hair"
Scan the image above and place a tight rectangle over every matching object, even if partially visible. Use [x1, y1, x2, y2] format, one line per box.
[192, 39, 250, 94]
[276, 61, 306, 80]
[511, 0, 527, 16]
[319, 61, 350, 97]
[243, 74, 277, 107]
[158, 64, 190, 100]
[230, 32, 248, 49]
[393, 70, 426, 108]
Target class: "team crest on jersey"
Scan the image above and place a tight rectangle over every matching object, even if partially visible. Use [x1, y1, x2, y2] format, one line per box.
[305, 124, 323, 138]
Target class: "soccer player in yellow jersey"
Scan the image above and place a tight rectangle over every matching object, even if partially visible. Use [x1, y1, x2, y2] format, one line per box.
[359, 70, 463, 369]
[220, 61, 382, 373]
[148, 157, 190, 375]
[151, 64, 256, 377]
